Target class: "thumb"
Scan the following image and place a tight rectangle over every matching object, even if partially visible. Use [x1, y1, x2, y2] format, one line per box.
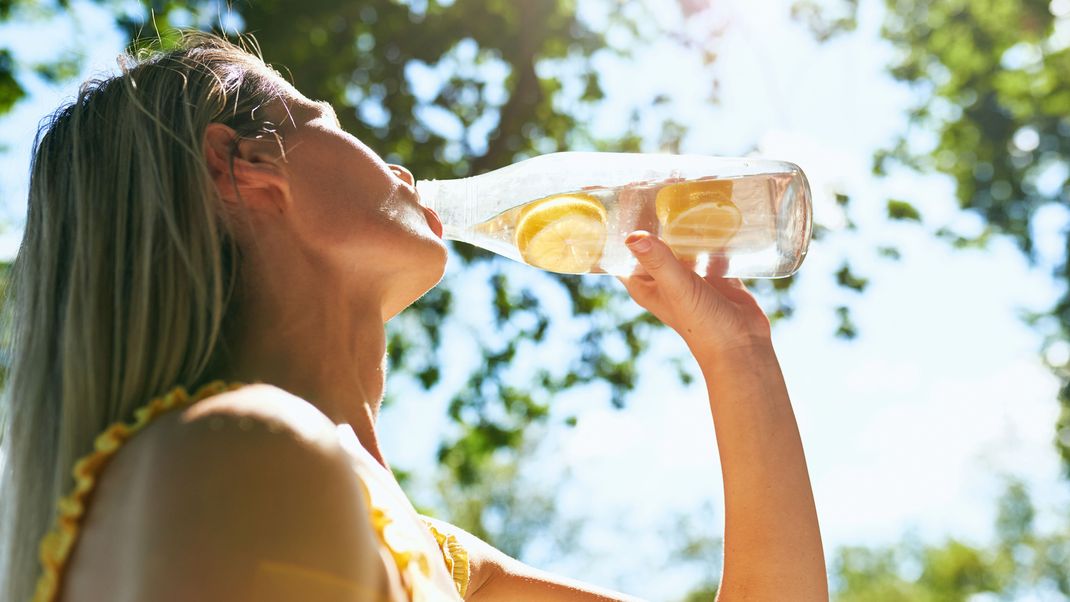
[625, 231, 692, 291]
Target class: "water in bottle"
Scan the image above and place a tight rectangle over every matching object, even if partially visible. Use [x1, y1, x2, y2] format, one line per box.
[416, 152, 812, 278]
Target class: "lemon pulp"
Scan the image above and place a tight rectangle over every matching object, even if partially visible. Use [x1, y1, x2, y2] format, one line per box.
[514, 193, 608, 273]
[655, 179, 741, 253]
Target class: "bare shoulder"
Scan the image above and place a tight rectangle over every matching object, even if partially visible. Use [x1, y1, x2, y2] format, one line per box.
[174, 383, 340, 447]
[114, 384, 386, 601]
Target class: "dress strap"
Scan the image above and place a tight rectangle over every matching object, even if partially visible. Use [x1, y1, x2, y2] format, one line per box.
[421, 518, 471, 598]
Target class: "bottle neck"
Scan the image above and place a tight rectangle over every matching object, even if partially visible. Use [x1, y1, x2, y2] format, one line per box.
[415, 178, 476, 240]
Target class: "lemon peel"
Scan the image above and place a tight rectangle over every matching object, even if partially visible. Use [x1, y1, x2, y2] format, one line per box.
[515, 193, 608, 273]
[654, 179, 741, 254]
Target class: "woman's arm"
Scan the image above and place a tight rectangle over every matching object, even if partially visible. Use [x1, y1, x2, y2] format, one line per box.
[618, 231, 827, 601]
[695, 340, 826, 600]
[446, 230, 826, 601]
[420, 516, 644, 601]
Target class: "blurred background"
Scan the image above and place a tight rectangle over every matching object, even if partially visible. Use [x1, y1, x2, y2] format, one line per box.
[1, 0, 1069, 599]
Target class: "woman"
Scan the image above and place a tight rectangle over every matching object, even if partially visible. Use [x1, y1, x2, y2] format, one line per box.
[0, 33, 827, 601]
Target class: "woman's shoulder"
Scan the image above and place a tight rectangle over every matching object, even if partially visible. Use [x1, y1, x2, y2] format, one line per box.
[161, 382, 343, 455]
[136, 382, 372, 535]
[65, 383, 387, 601]
[121, 382, 353, 494]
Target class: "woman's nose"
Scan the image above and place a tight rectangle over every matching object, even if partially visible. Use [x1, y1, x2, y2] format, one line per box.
[389, 164, 415, 186]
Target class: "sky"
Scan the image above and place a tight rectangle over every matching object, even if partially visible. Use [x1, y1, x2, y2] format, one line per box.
[1, 0, 1068, 599]
[382, 0, 1070, 597]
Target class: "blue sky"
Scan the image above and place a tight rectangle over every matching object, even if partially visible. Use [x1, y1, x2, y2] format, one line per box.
[2, 0, 1068, 599]
[382, 0, 1070, 597]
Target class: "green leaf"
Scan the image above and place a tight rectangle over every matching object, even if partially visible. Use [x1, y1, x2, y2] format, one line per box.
[32, 54, 81, 84]
[887, 199, 922, 222]
[835, 306, 858, 340]
[876, 246, 902, 261]
[835, 263, 869, 293]
[0, 49, 25, 114]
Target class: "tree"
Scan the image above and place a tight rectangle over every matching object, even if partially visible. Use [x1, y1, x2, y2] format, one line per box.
[790, 0, 1070, 472]
[16, 2, 1069, 596]
[828, 479, 1070, 601]
[874, 0, 1070, 471]
[0, 0, 708, 550]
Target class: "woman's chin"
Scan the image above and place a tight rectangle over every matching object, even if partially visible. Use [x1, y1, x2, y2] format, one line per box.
[383, 246, 447, 322]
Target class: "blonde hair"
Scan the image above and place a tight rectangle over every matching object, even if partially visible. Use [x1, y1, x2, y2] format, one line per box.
[0, 32, 289, 601]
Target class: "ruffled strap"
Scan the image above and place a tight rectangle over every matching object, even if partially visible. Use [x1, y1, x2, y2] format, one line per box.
[421, 519, 471, 598]
[354, 481, 467, 600]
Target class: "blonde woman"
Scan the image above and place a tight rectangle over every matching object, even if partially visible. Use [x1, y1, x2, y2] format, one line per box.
[0, 34, 827, 601]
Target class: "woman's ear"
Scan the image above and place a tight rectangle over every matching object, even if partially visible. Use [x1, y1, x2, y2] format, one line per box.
[203, 123, 290, 214]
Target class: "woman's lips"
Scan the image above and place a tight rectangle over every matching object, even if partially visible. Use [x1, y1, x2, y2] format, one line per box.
[422, 205, 444, 239]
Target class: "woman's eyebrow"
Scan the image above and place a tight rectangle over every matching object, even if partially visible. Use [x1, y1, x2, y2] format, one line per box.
[315, 100, 341, 127]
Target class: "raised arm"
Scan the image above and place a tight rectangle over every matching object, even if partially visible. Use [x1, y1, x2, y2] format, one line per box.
[618, 232, 827, 601]
[428, 231, 825, 601]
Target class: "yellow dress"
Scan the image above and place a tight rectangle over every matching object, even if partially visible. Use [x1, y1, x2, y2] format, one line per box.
[32, 380, 469, 602]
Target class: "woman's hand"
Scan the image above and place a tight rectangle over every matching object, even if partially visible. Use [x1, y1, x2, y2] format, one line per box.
[619, 231, 829, 601]
[617, 230, 771, 358]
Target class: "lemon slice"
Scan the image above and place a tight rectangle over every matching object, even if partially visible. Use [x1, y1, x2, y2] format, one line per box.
[655, 179, 735, 224]
[515, 193, 608, 273]
[661, 202, 743, 252]
[656, 180, 741, 254]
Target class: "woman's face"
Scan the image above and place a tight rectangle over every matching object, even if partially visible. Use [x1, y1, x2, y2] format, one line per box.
[259, 85, 447, 320]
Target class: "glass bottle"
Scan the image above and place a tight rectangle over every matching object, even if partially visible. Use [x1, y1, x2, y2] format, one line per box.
[415, 151, 812, 278]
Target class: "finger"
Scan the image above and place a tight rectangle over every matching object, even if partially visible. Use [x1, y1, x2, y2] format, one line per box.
[616, 274, 657, 311]
[698, 254, 751, 304]
[624, 231, 692, 293]
[616, 269, 656, 293]
[705, 254, 729, 278]
[700, 253, 743, 286]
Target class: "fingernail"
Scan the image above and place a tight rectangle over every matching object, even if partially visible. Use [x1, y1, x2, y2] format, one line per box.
[626, 234, 652, 253]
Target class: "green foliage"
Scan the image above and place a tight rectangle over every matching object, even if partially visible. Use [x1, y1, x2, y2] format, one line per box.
[31, 53, 81, 84]
[662, 502, 722, 600]
[877, 245, 903, 261]
[878, 0, 1070, 473]
[112, 0, 673, 545]
[835, 305, 858, 340]
[0, 0, 684, 553]
[920, 541, 1003, 596]
[836, 262, 869, 293]
[833, 546, 925, 601]
[833, 540, 1001, 602]
[0, 50, 24, 114]
[7, 2, 1064, 597]
[678, 585, 718, 602]
[428, 430, 582, 560]
[0, 0, 91, 126]
[830, 480, 1070, 601]
[886, 199, 922, 222]
[791, 0, 860, 42]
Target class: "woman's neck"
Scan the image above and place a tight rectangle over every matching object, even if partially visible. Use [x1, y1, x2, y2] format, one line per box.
[205, 281, 392, 469]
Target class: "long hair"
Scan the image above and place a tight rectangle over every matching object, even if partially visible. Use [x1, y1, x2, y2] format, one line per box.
[0, 32, 289, 601]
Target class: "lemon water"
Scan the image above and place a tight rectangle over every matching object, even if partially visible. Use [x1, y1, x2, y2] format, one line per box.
[416, 152, 812, 278]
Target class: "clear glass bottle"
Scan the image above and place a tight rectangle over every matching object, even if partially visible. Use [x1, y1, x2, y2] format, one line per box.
[416, 151, 812, 278]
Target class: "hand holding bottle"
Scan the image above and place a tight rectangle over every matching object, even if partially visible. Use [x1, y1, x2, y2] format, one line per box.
[620, 229, 828, 600]
[618, 230, 772, 358]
